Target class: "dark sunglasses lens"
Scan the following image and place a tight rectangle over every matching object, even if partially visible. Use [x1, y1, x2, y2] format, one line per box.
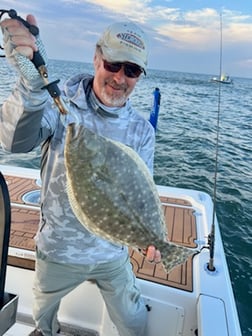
[103, 60, 122, 73]
[103, 59, 143, 78]
[124, 64, 143, 78]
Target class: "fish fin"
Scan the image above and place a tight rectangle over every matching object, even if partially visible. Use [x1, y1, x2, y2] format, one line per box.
[159, 240, 198, 273]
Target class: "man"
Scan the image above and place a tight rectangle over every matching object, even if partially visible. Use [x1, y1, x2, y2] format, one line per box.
[0, 14, 161, 336]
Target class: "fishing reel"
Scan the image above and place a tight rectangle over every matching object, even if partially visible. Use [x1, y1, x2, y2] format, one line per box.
[0, 8, 69, 114]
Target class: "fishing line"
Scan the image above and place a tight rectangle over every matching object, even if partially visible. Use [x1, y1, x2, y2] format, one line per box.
[208, 12, 223, 272]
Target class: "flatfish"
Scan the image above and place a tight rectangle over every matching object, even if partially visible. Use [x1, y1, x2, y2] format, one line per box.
[64, 123, 196, 273]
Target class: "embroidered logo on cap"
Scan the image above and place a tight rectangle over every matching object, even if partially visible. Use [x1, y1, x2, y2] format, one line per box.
[116, 33, 145, 50]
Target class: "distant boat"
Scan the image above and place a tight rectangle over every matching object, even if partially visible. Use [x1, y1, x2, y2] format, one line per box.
[211, 73, 233, 84]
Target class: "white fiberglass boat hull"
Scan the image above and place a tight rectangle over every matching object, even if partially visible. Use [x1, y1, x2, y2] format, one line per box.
[0, 165, 241, 336]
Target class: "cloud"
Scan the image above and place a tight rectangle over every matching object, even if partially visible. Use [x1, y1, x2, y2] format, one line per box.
[236, 58, 252, 68]
[150, 7, 252, 54]
[62, 0, 152, 23]
[225, 23, 252, 43]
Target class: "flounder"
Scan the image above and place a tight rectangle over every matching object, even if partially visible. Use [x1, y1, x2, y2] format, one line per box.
[64, 123, 195, 273]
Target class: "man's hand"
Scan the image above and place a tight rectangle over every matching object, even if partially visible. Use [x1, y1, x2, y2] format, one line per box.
[143, 245, 161, 263]
[1, 14, 38, 60]
[0, 14, 47, 86]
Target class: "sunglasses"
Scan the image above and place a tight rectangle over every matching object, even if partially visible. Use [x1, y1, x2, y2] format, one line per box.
[103, 59, 144, 78]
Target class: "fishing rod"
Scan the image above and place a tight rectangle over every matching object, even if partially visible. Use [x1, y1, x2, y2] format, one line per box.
[0, 8, 69, 115]
[207, 13, 223, 272]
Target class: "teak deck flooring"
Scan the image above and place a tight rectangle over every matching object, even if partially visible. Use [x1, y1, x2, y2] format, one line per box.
[5, 174, 197, 292]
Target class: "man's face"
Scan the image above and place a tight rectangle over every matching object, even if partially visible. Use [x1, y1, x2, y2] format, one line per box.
[93, 51, 141, 107]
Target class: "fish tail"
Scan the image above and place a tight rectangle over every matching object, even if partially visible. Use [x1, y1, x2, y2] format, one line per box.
[159, 240, 197, 273]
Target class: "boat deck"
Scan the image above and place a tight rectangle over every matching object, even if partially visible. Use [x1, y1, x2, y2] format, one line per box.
[5, 174, 197, 292]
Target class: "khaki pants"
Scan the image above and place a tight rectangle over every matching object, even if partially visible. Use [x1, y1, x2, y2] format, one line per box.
[32, 250, 147, 336]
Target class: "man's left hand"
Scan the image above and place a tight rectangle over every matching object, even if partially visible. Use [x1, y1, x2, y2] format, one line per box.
[143, 245, 161, 263]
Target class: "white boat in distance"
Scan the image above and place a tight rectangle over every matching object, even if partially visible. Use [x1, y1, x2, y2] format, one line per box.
[0, 164, 242, 336]
[211, 73, 233, 84]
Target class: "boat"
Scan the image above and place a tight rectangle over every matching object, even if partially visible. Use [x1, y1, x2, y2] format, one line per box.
[0, 163, 242, 336]
[211, 73, 233, 84]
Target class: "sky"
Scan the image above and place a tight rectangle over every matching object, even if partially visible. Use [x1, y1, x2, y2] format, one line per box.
[1, 0, 252, 78]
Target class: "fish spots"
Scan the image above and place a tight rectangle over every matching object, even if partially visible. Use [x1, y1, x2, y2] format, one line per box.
[64, 123, 195, 273]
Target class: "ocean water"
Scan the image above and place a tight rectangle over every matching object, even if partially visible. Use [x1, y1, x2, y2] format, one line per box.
[0, 58, 251, 335]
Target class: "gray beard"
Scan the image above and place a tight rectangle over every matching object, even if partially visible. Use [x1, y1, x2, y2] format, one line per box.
[100, 87, 128, 107]
[89, 89, 125, 118]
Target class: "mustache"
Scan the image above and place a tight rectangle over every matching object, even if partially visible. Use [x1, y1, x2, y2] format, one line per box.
[106, 79, 128, 91]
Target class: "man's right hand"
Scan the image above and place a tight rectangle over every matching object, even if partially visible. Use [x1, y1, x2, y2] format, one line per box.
[0, 14, 48, 86]
[1, 14, 38, 60]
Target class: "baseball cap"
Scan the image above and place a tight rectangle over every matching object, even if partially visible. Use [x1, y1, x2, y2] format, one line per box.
[97, 21, 148, 73]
